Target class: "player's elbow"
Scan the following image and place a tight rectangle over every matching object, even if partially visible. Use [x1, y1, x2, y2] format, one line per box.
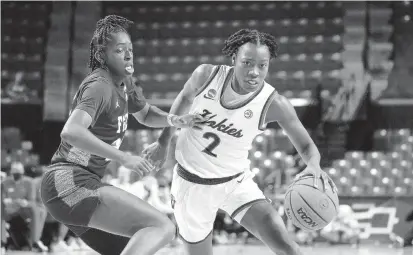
[60, 124, 81, 144]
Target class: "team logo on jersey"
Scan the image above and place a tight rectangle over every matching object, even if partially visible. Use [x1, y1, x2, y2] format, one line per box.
[244, 109, 253, 119]
[200, 109, 243, 138]
[203, 89, 217, 100]
[116, 100, 120, 108]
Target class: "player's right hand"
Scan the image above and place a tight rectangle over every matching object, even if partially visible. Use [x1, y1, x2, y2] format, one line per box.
[121, 154, 155, 177]
[172, 113, 211, 130]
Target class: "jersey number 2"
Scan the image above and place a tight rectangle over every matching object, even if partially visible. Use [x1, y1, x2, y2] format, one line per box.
[202, 132, 220, 158]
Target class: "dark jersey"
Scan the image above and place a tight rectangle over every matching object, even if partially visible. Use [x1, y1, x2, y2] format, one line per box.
[51, 68, 146, 178]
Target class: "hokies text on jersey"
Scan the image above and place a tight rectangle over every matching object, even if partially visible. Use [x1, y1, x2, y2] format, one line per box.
[200, 109, 243, 138]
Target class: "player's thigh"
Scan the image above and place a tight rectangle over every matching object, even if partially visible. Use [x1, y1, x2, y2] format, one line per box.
[88, 185, 174, 238]
[183, 231, 213, 255]
[220, 175, 268, 223]
[78, 228, 130, 255]
[171, 171, 222, 243]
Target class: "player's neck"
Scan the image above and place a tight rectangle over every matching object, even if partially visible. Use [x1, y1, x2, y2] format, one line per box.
[231, 75, 250, 95]
[110, 72, 125, 87]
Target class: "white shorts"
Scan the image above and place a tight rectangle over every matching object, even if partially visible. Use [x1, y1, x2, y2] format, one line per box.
[170, 166, 268, 243]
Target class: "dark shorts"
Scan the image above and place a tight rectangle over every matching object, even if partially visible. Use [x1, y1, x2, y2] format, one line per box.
[40, 162, 110, 236]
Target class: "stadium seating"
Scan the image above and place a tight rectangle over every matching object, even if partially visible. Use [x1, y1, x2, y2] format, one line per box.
[1, 2, 51, 103]
[1, 128, 40, 171]
[102, 2, 345, 100]
[380, 1, 413, 99]
[329, 128, 413, 196]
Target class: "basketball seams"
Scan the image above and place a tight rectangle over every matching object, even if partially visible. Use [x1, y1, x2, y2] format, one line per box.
[294, 183, 339, 214]
[296, 192, 328, 224]
[289, 190, 313, 231]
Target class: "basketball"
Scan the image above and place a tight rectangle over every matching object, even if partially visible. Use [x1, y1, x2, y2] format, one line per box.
[284, 174, 339, 231]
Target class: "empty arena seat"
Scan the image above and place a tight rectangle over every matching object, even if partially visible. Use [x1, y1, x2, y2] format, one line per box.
[373, 129, 392, 151]
[251, 135, 269, 155]
[371, 186, 387, 196]
[338, 176, 352, 194]
[249, 150, 264, 168]
[365, 151, 386, 168]
[393, 143, 413, 161]
[332, 159, 351, 173]
[391, 186, 408, 196]
[344, 151, 364, 167]
[326, 167, 340, 183]
[349, 185, 364, 196]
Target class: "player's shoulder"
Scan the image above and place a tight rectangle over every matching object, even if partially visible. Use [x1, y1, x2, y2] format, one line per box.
[192, 64, 216, 81]
[267, 89, 292, 113]
[80, 70, 114, 96]
[191, 64, 228, 89]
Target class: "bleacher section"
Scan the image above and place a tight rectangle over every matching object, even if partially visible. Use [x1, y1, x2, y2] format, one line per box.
[1, 127, 40, 171]
[381, 1, 413, 100]
[328, 128, 413, 196]
[103, 2, 345, 101]
[1, 2, 52, 103]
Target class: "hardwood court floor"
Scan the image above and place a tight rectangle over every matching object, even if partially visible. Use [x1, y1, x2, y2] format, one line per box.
[4, 244, 413, 255]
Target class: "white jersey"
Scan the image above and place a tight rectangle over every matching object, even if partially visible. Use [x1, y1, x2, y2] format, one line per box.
[175, 65, 277, 178]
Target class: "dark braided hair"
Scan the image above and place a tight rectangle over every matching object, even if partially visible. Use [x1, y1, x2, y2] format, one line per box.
[222, 29, 279, 59]
[88, 15, 134, 71]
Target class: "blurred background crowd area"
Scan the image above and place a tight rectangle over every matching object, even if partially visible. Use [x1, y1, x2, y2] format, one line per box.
[1, 0, 413, 253]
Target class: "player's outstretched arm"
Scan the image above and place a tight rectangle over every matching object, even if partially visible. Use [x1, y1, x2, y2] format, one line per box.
[264, 94, 336, 191]
[132, 103, 206, 129]
[157, 64, 215, 145]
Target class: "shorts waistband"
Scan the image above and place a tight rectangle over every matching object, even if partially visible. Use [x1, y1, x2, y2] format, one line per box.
[176, 164, 243, 185]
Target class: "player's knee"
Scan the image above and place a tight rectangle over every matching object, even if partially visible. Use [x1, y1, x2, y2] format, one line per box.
[260, 212, 301, 255]
[157, 218, 176, 242]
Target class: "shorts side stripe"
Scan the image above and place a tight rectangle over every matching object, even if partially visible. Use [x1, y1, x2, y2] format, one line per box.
[53, 170, 98, 207]
[230, 198, 269, 219]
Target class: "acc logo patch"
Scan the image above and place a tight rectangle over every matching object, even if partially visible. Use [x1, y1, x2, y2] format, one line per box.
[244, 109, 253, 119]
[204, 89, 217, 100]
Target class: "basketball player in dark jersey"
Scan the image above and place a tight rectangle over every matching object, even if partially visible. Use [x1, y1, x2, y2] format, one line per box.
[144, 29, 337, 255]
[40, 15, 206, 255]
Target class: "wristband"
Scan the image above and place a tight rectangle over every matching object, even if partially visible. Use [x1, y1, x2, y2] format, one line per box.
[167, 114, 177, 127]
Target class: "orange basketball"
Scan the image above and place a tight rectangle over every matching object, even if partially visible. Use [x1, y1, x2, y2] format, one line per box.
[284, 175, 339, 231]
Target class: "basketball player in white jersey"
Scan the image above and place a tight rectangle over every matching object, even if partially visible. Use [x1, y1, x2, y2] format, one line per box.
[143, 29, 337, 255]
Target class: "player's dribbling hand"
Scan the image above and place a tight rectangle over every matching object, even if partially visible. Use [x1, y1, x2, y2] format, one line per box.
[121, 154, 155, 177]
[171, 113, 210, 130]
[296, 166, 338, 193]
[142, 142, 167, 171]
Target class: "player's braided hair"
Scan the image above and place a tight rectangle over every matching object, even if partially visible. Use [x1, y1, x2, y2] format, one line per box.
[222, 29, 279, 59]
[88, 15, 134, 71]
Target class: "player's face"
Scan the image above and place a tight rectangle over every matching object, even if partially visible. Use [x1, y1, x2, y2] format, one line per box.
[233, 42, 270, 93]
[104, 31, 134, 78]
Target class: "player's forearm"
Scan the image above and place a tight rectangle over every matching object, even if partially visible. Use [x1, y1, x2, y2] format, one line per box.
[140, 105, 170, 128]
[298, 143, 321, 167]
[61, 124, 126, 163]
[158, 92, 193, 145]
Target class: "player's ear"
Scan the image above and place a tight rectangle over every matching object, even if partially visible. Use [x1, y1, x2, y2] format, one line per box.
[94, 50, 105, 66]
[231, 54, 236, 65]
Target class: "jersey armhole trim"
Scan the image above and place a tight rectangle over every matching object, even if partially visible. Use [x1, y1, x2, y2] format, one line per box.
[258, 89, 278, 131]
[195, 65, 221, 97]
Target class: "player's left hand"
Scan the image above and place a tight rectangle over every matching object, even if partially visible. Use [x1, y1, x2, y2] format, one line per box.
[142, 142, 168, 171]
[295, 166, 337, 193]
[171, 113, 210, 130]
